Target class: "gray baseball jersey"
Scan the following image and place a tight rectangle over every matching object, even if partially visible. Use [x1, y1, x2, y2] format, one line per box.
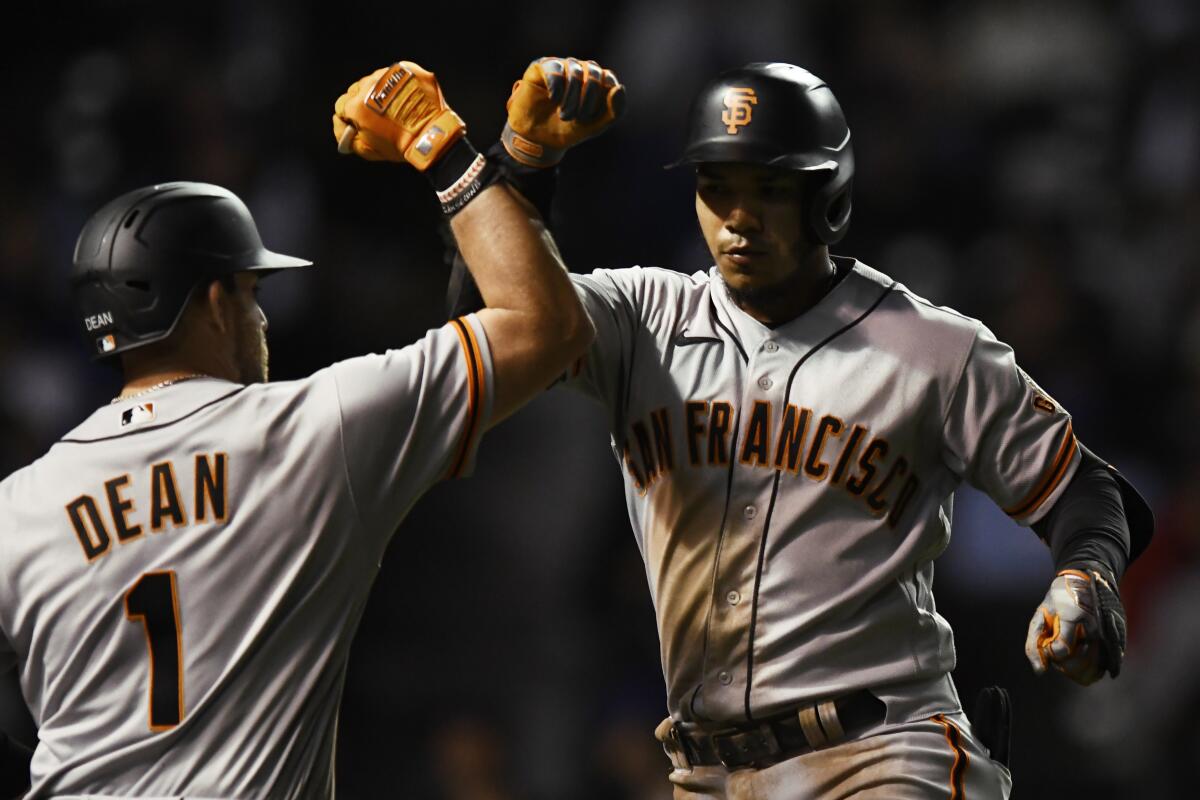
[0, 315, 493, 799]
[565, 257, 1078, 724]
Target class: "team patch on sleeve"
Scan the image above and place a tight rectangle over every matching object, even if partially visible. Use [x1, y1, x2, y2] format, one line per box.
[446, 317, 486, 479]
[1003, 420, 1078, 520]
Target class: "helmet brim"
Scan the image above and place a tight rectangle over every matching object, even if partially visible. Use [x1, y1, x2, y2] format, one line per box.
[665, 148, 840, 172]
[242, 248, 313, 273]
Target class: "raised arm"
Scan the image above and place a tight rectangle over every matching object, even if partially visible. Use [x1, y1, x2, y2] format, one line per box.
[332, 61, 598, 426]
[448, 183, 586, 424]
[446, 57, 625, 320]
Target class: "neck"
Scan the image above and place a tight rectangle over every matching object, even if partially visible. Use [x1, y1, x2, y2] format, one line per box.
[727, 249, 836, 325]
[116, 369, 214, 401]
[118, 346, 232, 400]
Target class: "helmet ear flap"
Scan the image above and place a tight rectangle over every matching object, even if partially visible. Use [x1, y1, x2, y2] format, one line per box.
[804, 175, 852, 245]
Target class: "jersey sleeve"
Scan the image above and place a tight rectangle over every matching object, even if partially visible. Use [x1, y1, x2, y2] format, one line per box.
[941, 325, 1080, 525]
[330, 314, 494, 530]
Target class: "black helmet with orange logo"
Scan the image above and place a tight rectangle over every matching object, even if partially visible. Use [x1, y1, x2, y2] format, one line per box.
[672, 62, 854, 245]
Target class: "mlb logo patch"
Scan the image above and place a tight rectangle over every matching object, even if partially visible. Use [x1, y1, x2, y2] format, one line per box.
[121, 403, 156, 428]
[97, 334, 117, 354]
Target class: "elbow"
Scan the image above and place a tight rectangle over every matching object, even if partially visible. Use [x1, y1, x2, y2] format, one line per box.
[530, 300, 593, 367]
[562, 306, 595, 360]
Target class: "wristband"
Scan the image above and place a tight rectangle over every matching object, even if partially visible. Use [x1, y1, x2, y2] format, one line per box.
[426, 138, 502, 216]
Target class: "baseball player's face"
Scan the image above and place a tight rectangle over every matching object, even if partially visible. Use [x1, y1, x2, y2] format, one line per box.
[695, 163, 809, 301]
[228, 273, 269, 384]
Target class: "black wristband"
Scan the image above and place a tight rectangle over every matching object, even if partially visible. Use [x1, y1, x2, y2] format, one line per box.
[485, 140, 559, 221]
[425, 138, 502, 216]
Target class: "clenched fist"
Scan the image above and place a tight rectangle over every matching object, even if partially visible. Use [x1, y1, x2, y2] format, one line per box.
[502, 57, 625, 168]
[1025, 563, 1127, 685]
[332, 62, 465, 170]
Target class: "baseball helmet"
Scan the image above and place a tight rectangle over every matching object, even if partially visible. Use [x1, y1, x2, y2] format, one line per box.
[71, 181, 311, 359]
[672, 62, 854, 244]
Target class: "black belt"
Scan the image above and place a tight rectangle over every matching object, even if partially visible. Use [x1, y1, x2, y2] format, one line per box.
[672, 690, 887, 770]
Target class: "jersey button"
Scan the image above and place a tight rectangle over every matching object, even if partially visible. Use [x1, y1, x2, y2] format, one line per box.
[726, 590, 741, 605]
[764, 341, 779, 353]
[718, 671, 733, 685]
[743, 505, 757, 520]
[758, 376, 773, 390]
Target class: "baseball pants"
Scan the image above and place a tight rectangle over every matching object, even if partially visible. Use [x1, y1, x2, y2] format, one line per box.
[656, 711, 1012, 800]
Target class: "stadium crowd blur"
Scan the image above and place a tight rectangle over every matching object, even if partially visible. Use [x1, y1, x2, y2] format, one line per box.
[1, 1, 1197, 797]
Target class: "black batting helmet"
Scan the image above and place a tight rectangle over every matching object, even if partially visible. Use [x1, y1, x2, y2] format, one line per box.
[70, 182, 311, 359]
[672, 62, 854, 245]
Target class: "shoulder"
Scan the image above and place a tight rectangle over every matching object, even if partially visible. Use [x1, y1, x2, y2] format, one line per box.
[571, 266, 715, 335]
[843, 259, 989, 386]
[572, 265, 711, 299]
[850, 259, 985, 342]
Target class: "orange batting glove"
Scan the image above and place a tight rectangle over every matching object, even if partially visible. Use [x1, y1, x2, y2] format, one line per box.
[332, 62, 466, 171]
[502, 56, 625, 168]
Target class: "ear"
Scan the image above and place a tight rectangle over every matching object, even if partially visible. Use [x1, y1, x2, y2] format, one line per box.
[204, 280, 234, 334]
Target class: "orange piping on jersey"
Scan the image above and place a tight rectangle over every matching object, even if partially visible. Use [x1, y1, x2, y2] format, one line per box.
[448, 317, 484, 479]
[462, 318, 486, 463]
[1004, 421, 1077, 519]
[933, 713, 968, 800]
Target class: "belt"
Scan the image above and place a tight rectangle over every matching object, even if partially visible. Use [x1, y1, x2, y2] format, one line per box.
[669, 690, 887, 770]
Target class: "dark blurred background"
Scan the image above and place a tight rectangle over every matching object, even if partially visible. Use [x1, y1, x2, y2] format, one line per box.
[1, 0, 1197, 797]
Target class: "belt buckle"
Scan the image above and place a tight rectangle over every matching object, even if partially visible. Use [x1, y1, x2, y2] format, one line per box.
[713, 722, 782, 769]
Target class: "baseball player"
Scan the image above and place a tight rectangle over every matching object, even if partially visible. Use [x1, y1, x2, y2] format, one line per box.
[0, 59, 618, 798]
[448, 60, 1153, 799]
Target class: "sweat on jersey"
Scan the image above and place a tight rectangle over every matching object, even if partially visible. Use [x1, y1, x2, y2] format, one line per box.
[563, 257, 1078, 725]
[0, 315, 493, 799]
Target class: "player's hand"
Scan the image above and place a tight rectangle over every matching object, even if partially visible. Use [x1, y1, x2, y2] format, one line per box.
[501, 56, 625, 168]
[1024, 562, 1127, 685]
[332, 62, 466, 170]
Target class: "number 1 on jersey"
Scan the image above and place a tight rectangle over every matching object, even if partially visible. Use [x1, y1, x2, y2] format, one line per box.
[124, 571, 183, 730]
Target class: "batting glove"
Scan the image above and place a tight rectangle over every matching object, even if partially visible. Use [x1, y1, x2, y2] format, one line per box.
[501, 56, 625, 168]
[332, 61, 466, 170]
[1024, 562, 1127, 685]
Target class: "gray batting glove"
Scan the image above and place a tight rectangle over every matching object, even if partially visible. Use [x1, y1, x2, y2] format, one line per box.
[1024, 562, 1127, 685]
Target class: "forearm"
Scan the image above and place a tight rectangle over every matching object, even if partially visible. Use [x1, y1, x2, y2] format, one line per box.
[1033, 445, 1131, 579]
[449, 181, 592, 424]
[449, 182, 580, 332]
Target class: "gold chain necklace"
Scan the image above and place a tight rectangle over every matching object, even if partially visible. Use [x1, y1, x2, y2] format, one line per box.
[110, 374, 212, 405]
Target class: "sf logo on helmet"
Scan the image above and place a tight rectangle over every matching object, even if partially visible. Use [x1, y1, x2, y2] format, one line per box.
[722, 87, 758, 134]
